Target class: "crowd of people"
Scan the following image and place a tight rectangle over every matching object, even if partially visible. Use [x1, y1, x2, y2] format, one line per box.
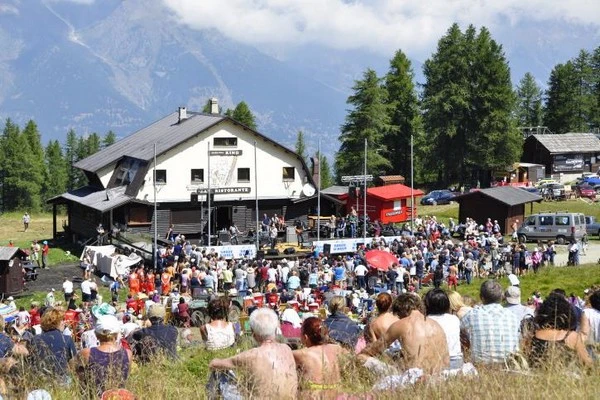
[0, 215, 598, 399]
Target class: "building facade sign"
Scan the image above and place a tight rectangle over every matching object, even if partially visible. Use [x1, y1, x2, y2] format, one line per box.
[553, 154, 584, 172]
[209, 150, 243, 156]
[196, 187, 251, 195]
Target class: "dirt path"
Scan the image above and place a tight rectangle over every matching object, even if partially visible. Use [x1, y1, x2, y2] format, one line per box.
[552, 241, 600, 266]
[25, 262, 83, 293]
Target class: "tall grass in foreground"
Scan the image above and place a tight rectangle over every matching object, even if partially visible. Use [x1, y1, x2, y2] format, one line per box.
[8, 347, 599, 399]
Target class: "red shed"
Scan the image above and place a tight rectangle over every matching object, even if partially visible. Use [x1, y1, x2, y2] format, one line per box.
[364, 184, 424, 224]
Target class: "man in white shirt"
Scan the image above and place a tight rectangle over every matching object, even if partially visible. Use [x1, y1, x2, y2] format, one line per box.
[62, 278, 74, 302]
[280, 262, 290, 285]
[267, 265, 278, 283]
[81, 278, 93, 306]
[354, 262, 368, 289]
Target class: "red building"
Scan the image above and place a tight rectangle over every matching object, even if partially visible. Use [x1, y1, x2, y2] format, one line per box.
[364, 184, 424, 224]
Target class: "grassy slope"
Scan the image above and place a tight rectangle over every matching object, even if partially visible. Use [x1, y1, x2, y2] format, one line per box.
[0, 212, 79, 265]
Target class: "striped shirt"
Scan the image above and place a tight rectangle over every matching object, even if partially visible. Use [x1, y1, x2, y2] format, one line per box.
[461, 303, 520, 364]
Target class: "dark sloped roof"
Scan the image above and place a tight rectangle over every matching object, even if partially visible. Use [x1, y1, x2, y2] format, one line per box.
[47, 186, 132, 212]
[75, 112, 223, 173]
[73, 110, 315, 187]
[530, 133, 600, 154]
[0, 247, 26, 261]
[454, 186, 542, 206]
[321, 186, 349, 196]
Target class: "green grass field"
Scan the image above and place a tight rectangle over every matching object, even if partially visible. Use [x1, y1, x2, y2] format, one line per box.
[0, 211, 78, 266]
[423, 197, 600, 223]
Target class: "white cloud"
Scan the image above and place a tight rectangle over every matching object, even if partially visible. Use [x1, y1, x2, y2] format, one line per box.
[47, 0, 96, 4]
[162, 0, 600, 58]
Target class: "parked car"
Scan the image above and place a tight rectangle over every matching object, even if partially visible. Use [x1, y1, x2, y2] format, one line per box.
[585, 216, 600, 238]
[517, 212, 586, 244]
[539, 183, 566, 201]
[420, 190, 455, 206]
[579, 176, 600, 193]
[520, 186, 541, 196]
[535, 178, 558, 188]
[574, 184, 597, 200]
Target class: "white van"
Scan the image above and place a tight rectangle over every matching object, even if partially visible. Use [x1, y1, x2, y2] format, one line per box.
[517, 212, 586, 244]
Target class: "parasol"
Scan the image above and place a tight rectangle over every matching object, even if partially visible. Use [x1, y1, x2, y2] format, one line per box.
[364, 250, 398, 272]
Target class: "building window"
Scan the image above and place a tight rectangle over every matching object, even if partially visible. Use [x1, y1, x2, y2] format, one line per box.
[155, 169, 167, 184]
[282, 167, 295, 181]
[191, 169, 204, 183]
[213, 137, 237, 147]
[238, 168, 250, 182]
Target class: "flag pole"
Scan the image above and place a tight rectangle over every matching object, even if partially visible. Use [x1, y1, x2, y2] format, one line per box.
[207, 142, 211, 246]
[153, 143, 157, 270]
[317, 139, 321, 243]
[254, 141, 259, 251]
[411, 134, 415, 233]
[363, 138, 367, 241]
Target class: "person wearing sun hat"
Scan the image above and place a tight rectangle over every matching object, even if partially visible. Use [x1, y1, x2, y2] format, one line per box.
[504, 286, 533, 323]
[77, 314, 132, 397]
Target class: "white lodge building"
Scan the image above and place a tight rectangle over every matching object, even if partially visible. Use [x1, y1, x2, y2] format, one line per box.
[48, 100, 335, 242]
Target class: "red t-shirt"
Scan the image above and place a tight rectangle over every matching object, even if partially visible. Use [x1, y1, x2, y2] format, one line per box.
[30, 309, 41, 326]
[42, 245, 49, 256]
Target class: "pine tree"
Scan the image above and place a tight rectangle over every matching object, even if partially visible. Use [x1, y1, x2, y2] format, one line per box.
[103, 130, 116, 148]
[516, 72, 543, 127]
[21, 120, 45, 210]
[422, 23, 472, 184]
[294, 131, 308, 164]
[43, 140, 68, 204]
[422, 24, 521, 186]
[592, 46, 600, 130]
[318, 152, 334, 189]
[335, 69, 392, 179]
[1, 119, 40, 210]
[572, 49, 595, 132]
[65, 129, 79, 190]
[467, 27, 521, 179]
[87, 133, 101, 155]
[384, 49, 422, 179]
[544, 62, 579, 134]
[229, 101, 257, 130]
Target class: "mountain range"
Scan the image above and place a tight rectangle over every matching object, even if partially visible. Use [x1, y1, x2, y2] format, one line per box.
[0, 0, 597, 157]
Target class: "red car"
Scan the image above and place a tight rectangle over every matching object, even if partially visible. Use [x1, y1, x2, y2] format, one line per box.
[575, 184, 596, 199]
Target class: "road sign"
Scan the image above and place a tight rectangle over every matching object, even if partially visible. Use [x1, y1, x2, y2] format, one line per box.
[341, 175, 373, 183]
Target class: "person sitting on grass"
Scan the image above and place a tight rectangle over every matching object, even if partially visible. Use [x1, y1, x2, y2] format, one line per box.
[208, 308, 298, 399]
[528, 292, 592, 368]
[361, 293, 449, 375]
[76, 315, 132, 397]
[200, 298, 236, 351]
[365, 292, 399, 343]
[293, 317, 349, 398]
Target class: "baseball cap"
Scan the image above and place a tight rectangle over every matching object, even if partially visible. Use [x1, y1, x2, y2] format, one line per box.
[147, 304, 166, 319]
[508, 274, 520, 287]
[95, 315, 121, 335]
[505, 286, 521, 305]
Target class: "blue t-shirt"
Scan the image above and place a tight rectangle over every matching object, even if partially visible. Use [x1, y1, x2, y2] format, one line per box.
[0, 333, 14, 357]
[334, 266, 345, 281]
[30, 330, 77, 377]
[287, 275, 301, 290]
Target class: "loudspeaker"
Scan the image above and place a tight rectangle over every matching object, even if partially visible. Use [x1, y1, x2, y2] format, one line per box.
[267, 249, 279, 256]
[256, 250, 265, 259]
[323, 243, 331, 256]
[284, 247, 296, 255]
[190, 193, 198, 203]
